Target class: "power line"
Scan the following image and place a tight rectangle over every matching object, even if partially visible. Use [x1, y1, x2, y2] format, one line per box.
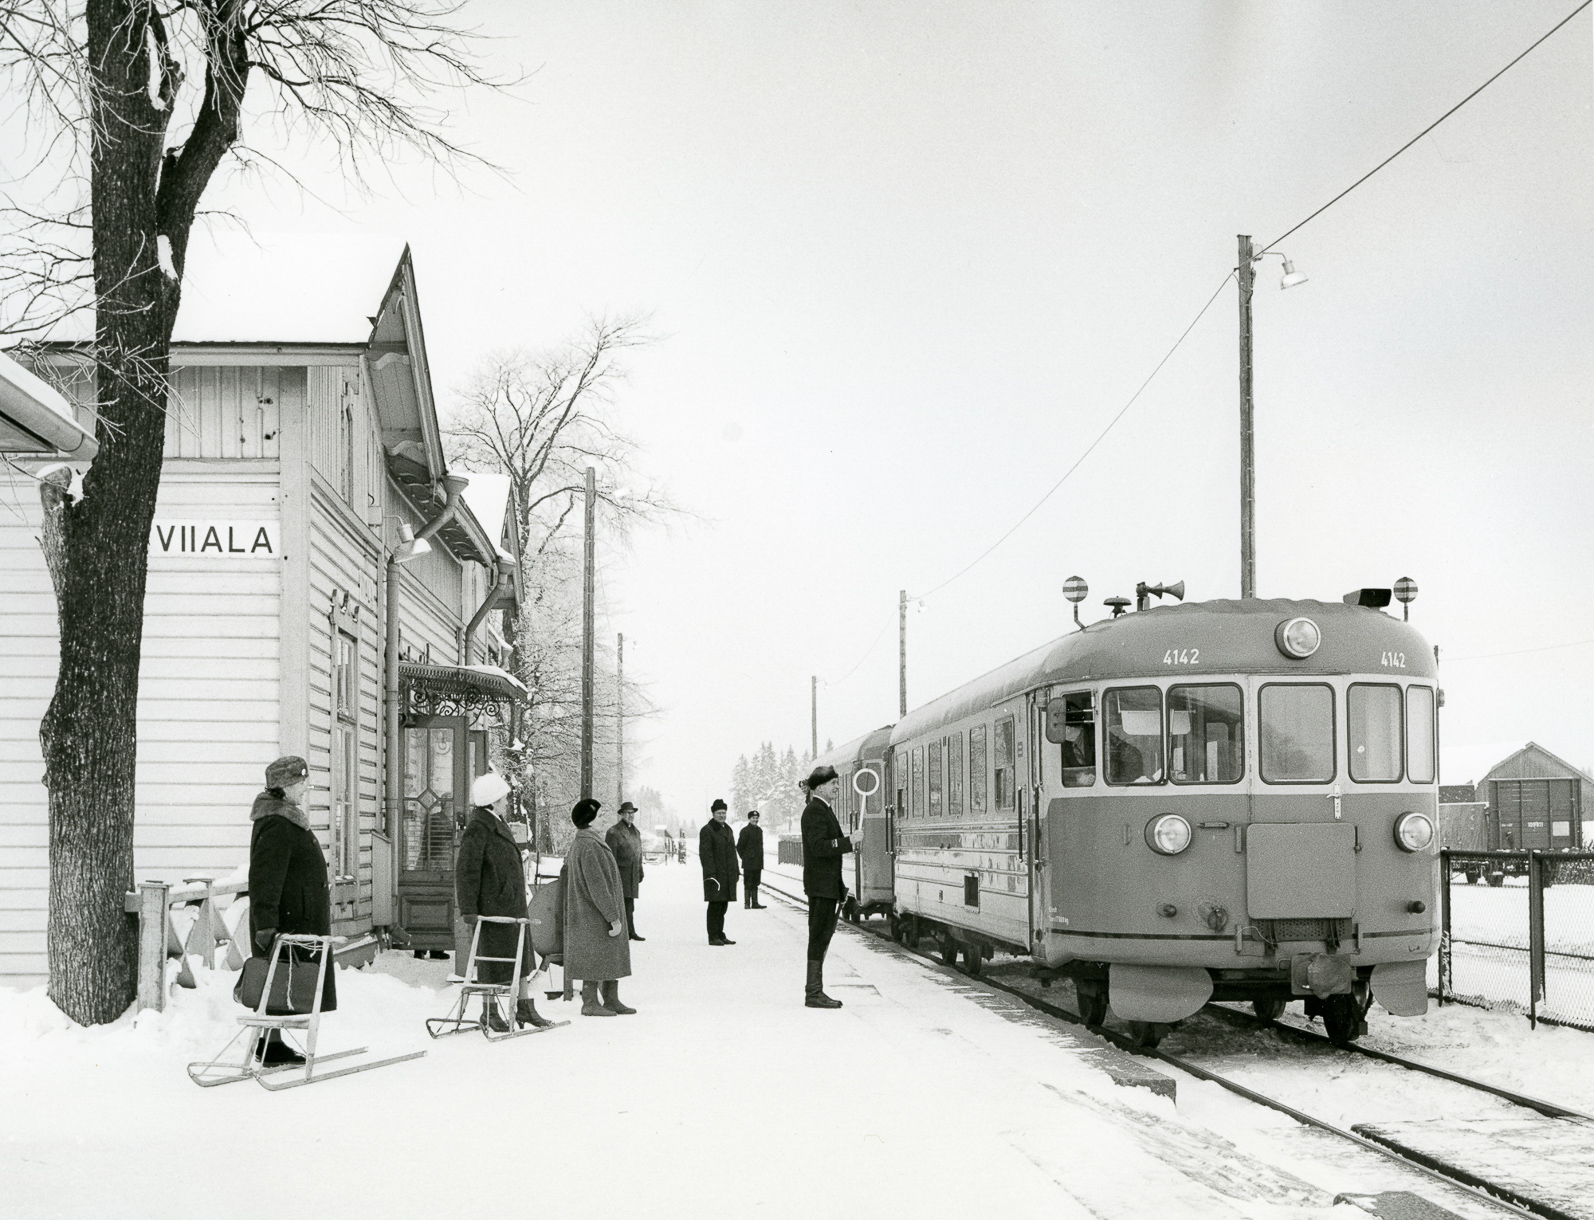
[909, 270, 1236, 602]
[824, 615, 894, 688]
[1261, 0, 1591, 255]
[1444, 637, 1594, 663]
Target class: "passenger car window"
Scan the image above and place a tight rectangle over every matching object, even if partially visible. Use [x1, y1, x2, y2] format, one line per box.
[912, 746, 924, 818]
[1348, 684, 1403, 782]
[968, 725, 988, 813]
[1259, 684, 1335, 783]
[928, 741, 944, 817]
[1168, 684, 1243, 784]
[947, 732, 964, 816]
[994, 717, 1016, 810]
[1061, 691, 1096, 787]
[1406, 686, 1436, 784]
[1105, 687, 1164, 785]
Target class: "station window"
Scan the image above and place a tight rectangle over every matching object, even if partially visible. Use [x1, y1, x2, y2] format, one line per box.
[1060, 691, 1096, 787]
[1348, 684, 1403, 782]
[947, 732, 964, 816]
[1168, 684, 1243, 784]
[1259, 683, 1335, 784]
[1406, 687, 1436, 784]
[1104, 687, 1164, 785]
[928, 740, 944, 818]
[331, 631, 359, 878]
[912, 746, 924, 818]
[968, 725, 988, 814]
[993, 717, 1016, 810]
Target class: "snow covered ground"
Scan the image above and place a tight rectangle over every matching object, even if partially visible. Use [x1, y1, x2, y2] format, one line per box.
[8, 861, 1588, 1219]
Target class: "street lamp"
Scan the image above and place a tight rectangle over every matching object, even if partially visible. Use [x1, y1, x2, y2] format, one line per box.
[1236, 236, 1308, 599]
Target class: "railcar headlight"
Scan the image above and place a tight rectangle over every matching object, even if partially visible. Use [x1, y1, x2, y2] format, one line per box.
[1275, 617, 1322, 659]
[1145, 814, 1193, 855]
[1394, 812, 1435, 853]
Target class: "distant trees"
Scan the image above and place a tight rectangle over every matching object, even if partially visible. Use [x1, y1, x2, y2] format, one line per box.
[730, 743, 813, 832]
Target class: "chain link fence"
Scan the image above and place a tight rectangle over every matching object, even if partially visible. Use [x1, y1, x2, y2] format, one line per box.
[1435, 849, 1594, 1031]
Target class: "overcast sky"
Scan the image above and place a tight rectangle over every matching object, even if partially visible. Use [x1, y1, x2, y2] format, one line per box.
[201, 1, 1591, 817]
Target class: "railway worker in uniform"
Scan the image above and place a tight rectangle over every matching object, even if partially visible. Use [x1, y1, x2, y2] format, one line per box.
[800, 765, 854, 1009]
[561, 798, 637, 1016]
[248, 755, 332, 1063]
[700, 799, 740, 945]
[738, 810, 766, 909]
[606, 800, 646, 941]
[456, 772, 554, 1031]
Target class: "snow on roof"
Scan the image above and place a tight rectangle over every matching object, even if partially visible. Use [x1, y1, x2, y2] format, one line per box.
[460, 471, 512, 551]
[0, 349, 97, 457]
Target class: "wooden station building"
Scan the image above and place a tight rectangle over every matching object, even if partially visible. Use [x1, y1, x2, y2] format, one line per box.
[0, 236, 521, 985]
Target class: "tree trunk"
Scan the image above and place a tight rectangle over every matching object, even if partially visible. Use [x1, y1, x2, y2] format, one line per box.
[38, 0, 178, 1024]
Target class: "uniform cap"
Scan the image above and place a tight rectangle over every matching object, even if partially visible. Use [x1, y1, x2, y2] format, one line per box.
[805, 765, 839, 789]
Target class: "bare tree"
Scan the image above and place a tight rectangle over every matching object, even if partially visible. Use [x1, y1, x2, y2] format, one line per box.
[1, 1, 498, 1024]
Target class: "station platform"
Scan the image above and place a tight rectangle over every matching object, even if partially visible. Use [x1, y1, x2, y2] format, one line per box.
[0, 858, 1527, 1220]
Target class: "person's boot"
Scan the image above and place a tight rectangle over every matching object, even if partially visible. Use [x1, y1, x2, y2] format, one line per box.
[483, 996, 512, 1033]
[515, 997, 555, 1029]
[601, 980, 637, 1015]
[581, 980, 616, 1016]
[805, 960, 842, 1009]
[751, 888, 766, 909]
[256, 1030, 306, 1065]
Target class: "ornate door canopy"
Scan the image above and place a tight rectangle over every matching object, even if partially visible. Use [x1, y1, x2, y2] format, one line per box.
[398, 661, 525, 723]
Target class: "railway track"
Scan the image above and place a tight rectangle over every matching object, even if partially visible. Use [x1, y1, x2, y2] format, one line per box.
[756, 871, 1585, 1220]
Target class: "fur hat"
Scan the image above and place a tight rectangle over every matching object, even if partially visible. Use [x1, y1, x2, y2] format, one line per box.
[471, 772, 511, 808]
[805, 764, 839, 789]
[710, 798, 727, 813]
[265, 755, 309, 788]
[571, 798, 602, 827]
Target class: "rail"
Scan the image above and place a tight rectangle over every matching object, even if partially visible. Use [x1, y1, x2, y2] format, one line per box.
[125, 878, 254, 1014]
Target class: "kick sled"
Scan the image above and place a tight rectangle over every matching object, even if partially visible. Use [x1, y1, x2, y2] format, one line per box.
[426, 915, 568, 1042]
[188, 933, 426, 1090]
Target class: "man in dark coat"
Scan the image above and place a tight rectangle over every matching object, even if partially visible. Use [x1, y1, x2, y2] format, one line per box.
[457, 771, 552, 1030]
[737, 810, 766, 909]
[248, 755, 333, 1063]
[605, 801, 646, 941]
[699, 799, 739, 945]
[801, 765, 853, 1008]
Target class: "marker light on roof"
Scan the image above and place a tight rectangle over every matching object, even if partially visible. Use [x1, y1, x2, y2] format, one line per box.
[1275, 617, 1321, 659]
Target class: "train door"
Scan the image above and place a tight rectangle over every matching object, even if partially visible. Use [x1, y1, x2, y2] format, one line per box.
[1024, 692, 1043, 949]
[1041, 687, 1098, 934]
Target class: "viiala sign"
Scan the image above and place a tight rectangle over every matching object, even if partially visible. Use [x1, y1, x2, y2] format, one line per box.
[149, 520, 280, 557]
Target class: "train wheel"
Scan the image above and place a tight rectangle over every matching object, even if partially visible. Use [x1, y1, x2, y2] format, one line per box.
[962, 943, 984, 976]
[899, 916, 919, 950]
[940, 935, 960, 967]
[1126, 1021, 1171, 1049]
[1075, 979, 1109, 1026]
[1464, 869, 1481, 885]
[1251, 998, 1287, 1023]
[1322, 994, 1367, 1046]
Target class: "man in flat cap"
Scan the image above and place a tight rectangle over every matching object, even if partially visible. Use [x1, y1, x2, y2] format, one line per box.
[800, 765, 853, 1008]
[606, 800, 646, 941]
[699, 799, 739, 945]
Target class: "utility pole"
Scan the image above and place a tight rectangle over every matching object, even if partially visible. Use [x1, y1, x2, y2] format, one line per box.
[811, 675, 818, 759]
[616, 631, 624, 807]
[899, 589, 907, 717]
[580, 467, 595, 800]
[1237, 234, 1256, 600]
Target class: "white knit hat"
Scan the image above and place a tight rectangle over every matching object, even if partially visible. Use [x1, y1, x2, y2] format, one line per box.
[471, 772, 511, 808]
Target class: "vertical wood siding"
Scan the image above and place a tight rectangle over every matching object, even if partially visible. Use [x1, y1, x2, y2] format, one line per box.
[166, 366, 283, 460]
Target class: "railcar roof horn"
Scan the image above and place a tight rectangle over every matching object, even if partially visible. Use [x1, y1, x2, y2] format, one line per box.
[1135, 580, 1184, 612]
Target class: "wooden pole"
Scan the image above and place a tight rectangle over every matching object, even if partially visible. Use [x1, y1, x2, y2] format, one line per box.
[581, 467, 596, 801]
[616, 631, 624, 807]
[1238, 234, 1256, 600]
[899, 589, 907, 717]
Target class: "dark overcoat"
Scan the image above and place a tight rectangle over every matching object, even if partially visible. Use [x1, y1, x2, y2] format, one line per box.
[248, 792, 336, 1010]
[736, 823, 764, 877]
[605, 819, 645, 899]
[456, 808, 531, 982]
[699, 819, 739, 903]
[561, 827, 632, 981]
[801, 795, 853, 900]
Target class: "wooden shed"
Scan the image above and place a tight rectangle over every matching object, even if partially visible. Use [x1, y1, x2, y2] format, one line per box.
[0, 235, 519, 984]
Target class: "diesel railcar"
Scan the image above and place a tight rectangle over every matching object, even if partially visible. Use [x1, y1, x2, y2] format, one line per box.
[862, 593, 1440, 1046]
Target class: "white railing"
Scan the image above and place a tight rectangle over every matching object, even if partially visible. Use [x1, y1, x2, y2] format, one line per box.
[124, 877, 252, 1013]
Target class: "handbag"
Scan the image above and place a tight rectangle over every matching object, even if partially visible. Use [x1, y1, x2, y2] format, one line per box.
[233, 948, 323, 1015]
[526, 876, 564, 959]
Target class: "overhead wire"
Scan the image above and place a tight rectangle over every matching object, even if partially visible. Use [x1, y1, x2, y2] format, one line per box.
[1443, 637, 1594, 663]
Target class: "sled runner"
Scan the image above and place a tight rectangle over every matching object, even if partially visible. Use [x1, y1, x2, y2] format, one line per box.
[425, 915, 568, 1041]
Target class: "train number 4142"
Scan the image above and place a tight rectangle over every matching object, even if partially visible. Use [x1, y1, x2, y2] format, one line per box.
[1381, 651, 1407, 668]
[1163, 649, 1200, 665]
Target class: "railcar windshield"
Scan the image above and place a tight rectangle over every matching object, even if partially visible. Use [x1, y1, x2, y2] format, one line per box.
[1348, 684, 1402, 782]
[1259, 683, 1335, 783]
[1168, 684, 1243, 783]
[1105, 687, 1164, 785]
[1407, 686, 1436, 783]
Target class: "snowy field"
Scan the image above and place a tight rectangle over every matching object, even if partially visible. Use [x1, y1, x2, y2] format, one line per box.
[1, 860, 1573, 1220]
